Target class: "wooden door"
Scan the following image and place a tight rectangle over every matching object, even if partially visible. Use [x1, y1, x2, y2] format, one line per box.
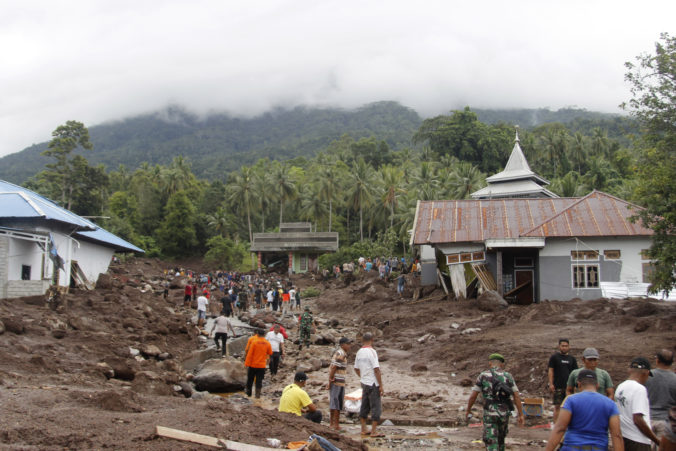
[514, 270, 534, 305]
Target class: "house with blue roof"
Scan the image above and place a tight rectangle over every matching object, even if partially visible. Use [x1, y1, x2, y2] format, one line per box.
[0, 180, 143, 299]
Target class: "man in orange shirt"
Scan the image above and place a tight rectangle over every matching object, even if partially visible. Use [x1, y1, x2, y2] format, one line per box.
[244, 329, 273, 398]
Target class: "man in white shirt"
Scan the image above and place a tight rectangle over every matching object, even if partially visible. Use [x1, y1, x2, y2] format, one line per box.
[354, 332, 384, 437]
[209, 313, 236, 356]
[266, 289, 274, 310]
[196, 294, 209, 327]
[265, 324, 285, 378]
[615, 357, 660, 450]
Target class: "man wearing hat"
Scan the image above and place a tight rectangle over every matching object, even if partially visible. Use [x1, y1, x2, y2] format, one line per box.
[279, 371, 322, 423]
[466, 353, 525, 451]
[545, 369, 623, 451]
[615, 357, 660, 450]
[298, 306, 316, 350]
[327, 337, 352, 430]
[566, 347, 614, 399]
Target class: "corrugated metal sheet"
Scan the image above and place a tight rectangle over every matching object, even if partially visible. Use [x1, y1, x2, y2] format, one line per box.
[1, 179, 144, 253]
[412, 191, 652, 245]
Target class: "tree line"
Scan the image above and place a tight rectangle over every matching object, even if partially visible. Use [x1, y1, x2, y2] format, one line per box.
[19, 34, 674, 293]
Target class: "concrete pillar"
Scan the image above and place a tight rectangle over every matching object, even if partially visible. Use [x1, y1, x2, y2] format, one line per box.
[497, 250, 503, 296]
[288, 252, 293, 276]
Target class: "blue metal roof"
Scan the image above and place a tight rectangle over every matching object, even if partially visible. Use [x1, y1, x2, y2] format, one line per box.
[75, 228, 144, 253]
[0, 180, 144, 253]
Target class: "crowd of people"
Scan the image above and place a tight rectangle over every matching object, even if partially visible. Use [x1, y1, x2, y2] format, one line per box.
[464, 344, 676, 451]
[170, 266, 675, 449]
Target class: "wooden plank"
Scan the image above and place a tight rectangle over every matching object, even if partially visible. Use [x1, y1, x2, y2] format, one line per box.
[504, 280, 531, 298]
[437, 268, 449, 296]
[471, 263, 497, 292]
[156, 426, 279, 451]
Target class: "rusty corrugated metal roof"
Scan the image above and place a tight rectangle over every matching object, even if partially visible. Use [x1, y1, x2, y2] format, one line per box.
[412, 191, 651, 245]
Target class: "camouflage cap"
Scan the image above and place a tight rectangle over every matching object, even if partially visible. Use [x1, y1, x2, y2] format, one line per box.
[488, 353, 505, 362]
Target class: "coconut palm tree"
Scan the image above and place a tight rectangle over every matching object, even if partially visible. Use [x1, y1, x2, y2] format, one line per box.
[348, 159, 375, 241]
[380, 165, 405, 228]
[227, 166, 256, 242]
[449, 162, 485, 199]
[271, 163, 297, 226]
[317, 164, 340, 232]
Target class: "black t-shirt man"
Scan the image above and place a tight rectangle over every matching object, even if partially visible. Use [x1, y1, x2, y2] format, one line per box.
[549, 352, 578, 389]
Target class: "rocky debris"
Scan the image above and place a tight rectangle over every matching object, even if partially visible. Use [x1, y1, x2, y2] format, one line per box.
[417, 333, 436, 343]
[96, 362, 115, 379]
[193, 357, 247, 393]
[309, 358, 323, 372]
[51, 329, 67, 339]
[461, 327, 481, 335]
[105, 358, 136, 381]
[0, 320, 4, 335]
[226, 335, 249, 357]
[477, 290, 508, 312]
[67, 315, 104, 332]
[411, 363, 428, 372]
[2, 317, 25, 334]
[140, 344, 162, 358]
[131, 370, 174, 396]
[634, 320, 650, 333]
[95, 273, 113, 289]
[177, 381, 193, 398]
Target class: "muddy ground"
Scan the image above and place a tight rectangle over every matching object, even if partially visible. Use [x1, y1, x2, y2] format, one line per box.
[1, 258, 674, 450]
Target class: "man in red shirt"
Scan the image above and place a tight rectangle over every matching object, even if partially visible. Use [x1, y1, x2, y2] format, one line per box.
[244, 329, 273, 399]
[183, 284, 192, 307]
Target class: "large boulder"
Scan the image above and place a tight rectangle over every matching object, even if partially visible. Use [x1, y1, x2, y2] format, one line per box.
[2, 317, 25, 334]
[96, 273, 113, 290]
[226, 335, 250, 357]
[131, 371, 174, 396]
[193, 357, 247, 393]
[477, 290, 508, 312]
[181, 348, 221, 372]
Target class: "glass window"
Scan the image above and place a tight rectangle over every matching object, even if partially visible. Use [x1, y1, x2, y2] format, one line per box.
[572, 264, 600, 288]
[604, 250, 621, 260]
[571, 250, 599, 261]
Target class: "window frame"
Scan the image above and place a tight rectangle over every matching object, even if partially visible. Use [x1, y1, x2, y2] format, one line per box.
[571, 263, 600, 289]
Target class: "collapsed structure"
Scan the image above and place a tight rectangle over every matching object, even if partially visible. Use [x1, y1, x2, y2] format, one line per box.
[0, 180, 143, 299]
[250, 222, 338, 274]
[411, 131, 658, 303]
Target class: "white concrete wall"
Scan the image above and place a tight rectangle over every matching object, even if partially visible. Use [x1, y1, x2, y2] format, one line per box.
[0, 236, 8, 298]
[72, 240, 114, 284]
[7, 238, 43, 281]
[539, 236, 651, 283]
[437, 243, 485, 254]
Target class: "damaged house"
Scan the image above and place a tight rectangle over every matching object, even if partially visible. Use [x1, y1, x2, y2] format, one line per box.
[250, 222, 338, 274]
[0, 180, 143, 299]
[411, 132, 660, 303]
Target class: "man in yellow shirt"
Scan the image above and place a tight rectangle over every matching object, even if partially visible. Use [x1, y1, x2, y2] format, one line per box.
[279, 371, 322, 423]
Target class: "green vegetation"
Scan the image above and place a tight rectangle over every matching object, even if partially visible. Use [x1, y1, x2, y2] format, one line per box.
[624, 33, 676, 295]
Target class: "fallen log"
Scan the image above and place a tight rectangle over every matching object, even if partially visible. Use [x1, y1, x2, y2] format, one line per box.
[156, 426, 279, 450]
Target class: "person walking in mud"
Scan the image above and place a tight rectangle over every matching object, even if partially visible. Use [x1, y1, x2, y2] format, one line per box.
[244, 329, 272, 399]
[209, 312, 236, 357]
[548, 338, 577, 423]
[354, 332, 385, 438]
[327, 337, 352, 430]
[298, 306, 316, 350]
[265, 324, 285, 379]
[465, 353, 525, 451]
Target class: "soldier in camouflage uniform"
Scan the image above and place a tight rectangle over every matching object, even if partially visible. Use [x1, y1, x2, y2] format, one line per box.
[465, 353, 525, 451]
[298, 306, 315, 350]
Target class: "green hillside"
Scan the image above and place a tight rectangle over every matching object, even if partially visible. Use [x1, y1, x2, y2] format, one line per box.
[0, 102, 635, 184]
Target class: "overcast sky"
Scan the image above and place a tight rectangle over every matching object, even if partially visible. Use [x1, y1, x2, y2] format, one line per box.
[0, 0, 673, 158]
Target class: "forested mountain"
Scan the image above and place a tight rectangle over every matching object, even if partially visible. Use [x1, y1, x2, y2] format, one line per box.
[0, 102, 633, 184]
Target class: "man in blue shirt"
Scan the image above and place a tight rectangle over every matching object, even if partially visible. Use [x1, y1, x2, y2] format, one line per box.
[545, 369, 624, 451]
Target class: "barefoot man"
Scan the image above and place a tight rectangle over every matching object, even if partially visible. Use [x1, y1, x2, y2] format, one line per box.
[327, 337, 352, 430]
[354, 332, 384, 437]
